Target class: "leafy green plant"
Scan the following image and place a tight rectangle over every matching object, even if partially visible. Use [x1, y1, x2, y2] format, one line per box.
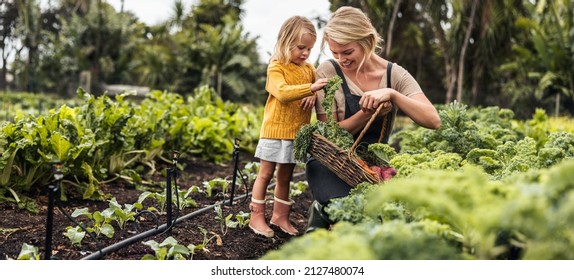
[17, 243, 41, 260]
[289, 181, 308, 197]
[107, 198, 141, 230]
[203, 178, 230, 197]
[141, 236, 190, 260]
[214, 204, 236, 235]
[175, 186, 200, 210]
[234, 211, 250, 229]
[0, 87, 262, 210]
[71, 207, 115, 238]
[187, 226, 220, 259]
[294, 76, 354, 162]
[63, 226, 86, 247]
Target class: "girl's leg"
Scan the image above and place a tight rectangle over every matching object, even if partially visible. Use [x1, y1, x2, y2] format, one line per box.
[249, 160, 276, 238]
[272, 163, 294, 200]
[252, 160, 276, 201]
[270, 163, 298, 235]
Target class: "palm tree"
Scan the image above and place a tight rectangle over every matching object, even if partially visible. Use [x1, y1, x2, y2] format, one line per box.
[501, 0, 574, 116]
[198, 15, 252, 96]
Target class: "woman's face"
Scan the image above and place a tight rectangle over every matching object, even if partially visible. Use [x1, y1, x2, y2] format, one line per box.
[290, 32, 316, 65]
[327, 38, 364, 71]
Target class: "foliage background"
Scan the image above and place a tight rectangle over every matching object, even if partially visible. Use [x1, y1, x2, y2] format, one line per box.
[1, 0, 573, 117]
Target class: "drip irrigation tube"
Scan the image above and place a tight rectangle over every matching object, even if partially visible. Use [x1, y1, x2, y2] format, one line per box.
[81, 171, 306, 260]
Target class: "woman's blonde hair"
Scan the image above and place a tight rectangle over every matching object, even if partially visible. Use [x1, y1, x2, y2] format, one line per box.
[271, 16, 317, 65]
[322, 6, 383, 71]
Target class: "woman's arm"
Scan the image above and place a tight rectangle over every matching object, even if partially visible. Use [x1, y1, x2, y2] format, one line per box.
[359, 88, 441, 129]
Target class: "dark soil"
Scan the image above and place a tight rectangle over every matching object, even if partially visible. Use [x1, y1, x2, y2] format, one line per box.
[0, 152, 313, 260]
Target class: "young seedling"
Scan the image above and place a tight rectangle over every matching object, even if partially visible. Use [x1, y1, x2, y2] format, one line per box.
[108, 198, 139, 230]
[63, 225, 86, 247]
[141, 236, 190, 260]
[214, 204, 236, 235]
[71, 207, 115, 238]
[203, 178, 231, 197]
[16, 243, 41, 260]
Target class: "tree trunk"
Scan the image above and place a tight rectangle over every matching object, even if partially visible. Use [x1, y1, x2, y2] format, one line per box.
[446, 63, 456, 104]
[555, 93, 560, 117]
[217, 71, 222, 97]
[421, 8, 456, 104]
[1, 56, 7, 91]
[386, 0, 403, 57]
[456, 0, 479, 103]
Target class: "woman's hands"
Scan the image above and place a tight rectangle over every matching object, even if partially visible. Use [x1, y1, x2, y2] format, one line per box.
[359, 88, 393, 110]
[359, 88, 394, 116]
[360, 88, 441, 129]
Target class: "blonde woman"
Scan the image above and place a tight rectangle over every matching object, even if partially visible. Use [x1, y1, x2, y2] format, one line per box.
[306, 6, 441, 233]
[250, 16, 328, 237]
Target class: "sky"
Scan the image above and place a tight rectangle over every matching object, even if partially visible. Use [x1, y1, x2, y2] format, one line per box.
[106, 0, 332, 63]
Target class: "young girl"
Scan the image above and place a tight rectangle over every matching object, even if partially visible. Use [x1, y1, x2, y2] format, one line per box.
[249, 16, 328, 237]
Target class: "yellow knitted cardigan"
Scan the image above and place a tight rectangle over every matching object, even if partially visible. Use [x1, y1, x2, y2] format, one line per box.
[260, 60, 317, 140]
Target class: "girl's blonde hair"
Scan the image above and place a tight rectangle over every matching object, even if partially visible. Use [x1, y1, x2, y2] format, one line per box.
[322, 6, 383, 72]
[271, 16, 317, 65]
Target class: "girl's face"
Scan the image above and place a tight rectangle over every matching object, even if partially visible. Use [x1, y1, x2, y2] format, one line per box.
[327, 38, 364, 71]
[290, 31, 316, 65]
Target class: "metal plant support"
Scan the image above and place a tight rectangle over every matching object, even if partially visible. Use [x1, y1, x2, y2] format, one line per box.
[44, 161, 63, 260]
[229, 138, 241, 206]
[165, 150, 180, 236]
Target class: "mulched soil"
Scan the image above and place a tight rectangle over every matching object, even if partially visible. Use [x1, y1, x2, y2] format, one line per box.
[0, 152, 313, 260]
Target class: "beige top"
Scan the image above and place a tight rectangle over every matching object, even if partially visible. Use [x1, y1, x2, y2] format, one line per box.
[315, 60, 422, 121]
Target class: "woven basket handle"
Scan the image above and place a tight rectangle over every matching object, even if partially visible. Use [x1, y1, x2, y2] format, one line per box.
[348, 103, 387, 158]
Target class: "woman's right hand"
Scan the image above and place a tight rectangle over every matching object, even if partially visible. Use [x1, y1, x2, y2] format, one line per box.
[359, 88, 394, 112]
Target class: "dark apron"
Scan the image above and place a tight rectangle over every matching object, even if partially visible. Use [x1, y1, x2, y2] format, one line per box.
[306, 60, 394, 204]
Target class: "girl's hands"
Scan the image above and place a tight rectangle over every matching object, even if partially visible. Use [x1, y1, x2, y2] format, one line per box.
[300, 78, 328, 111]
[310, 78, 328, 93]
[300, 95, 316, 111]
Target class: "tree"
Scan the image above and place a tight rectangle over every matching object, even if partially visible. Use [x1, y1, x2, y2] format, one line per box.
[0, 0, 18, 91]
[466, 0, 526, 106]
[14, 0, 42, 92]
[499, 0, 574, 117]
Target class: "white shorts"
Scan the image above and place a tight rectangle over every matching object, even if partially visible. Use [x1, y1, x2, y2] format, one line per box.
[254, 138, 296, 164]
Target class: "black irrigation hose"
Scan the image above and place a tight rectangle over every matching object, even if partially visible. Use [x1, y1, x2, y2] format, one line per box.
[236, 168, 251, 204]
[80, 171, 306, 260]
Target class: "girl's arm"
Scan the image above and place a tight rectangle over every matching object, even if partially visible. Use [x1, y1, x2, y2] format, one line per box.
[266, 63, 318, 103]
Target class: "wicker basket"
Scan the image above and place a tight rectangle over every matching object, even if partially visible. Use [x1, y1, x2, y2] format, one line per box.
[308, 104, 389, 187]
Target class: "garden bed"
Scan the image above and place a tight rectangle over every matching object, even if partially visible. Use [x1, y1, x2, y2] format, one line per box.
[0, 152, 313, 260]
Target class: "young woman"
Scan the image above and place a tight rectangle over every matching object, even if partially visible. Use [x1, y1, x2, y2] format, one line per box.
[306, 6, 441, 233]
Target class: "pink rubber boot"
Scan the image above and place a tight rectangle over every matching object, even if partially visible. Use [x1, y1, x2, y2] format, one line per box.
[270, 197, 299, 236]
[248, 198, 274, 238]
